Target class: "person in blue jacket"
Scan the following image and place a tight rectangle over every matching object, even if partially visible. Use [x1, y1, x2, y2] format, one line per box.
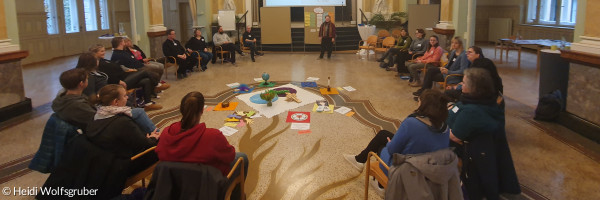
[343, 89, 450, 195]
[413, 37, 470, 98]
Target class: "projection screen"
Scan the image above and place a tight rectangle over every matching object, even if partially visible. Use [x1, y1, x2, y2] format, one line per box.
[264, 0, 346, 7]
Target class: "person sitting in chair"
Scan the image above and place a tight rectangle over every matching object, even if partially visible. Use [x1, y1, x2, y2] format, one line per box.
[185, 28, 213, 71]
[212, 26, 244, 65]
[163, 29, 193, 79]
[377, 28, 412, 70]
[111, 37, 163, 82]
[242, 25, 264, 62]
[123, 37, 165, 79]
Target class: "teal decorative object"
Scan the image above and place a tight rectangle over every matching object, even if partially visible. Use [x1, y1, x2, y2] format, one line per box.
[262, 72, 270, 82]
[260, 72, 275, 87]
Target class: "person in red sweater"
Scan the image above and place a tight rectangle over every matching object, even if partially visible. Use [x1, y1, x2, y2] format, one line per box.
[156, 91, 248, 182]
[407, 35, 444, 87]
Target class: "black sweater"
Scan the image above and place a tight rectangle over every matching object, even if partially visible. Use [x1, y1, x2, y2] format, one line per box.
[87, 114, 157, 159]
[185, 36, 208, 51]
[163, 39, 186, 57]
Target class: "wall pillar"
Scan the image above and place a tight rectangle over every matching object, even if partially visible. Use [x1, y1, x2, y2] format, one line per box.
[572, 0, 600, 54]
[145, 0, 167, 59]
[435, 0, 454, 29]
[0, 0, 19, 53]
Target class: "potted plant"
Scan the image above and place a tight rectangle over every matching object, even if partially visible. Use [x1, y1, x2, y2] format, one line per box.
[260, 90, 277, 106]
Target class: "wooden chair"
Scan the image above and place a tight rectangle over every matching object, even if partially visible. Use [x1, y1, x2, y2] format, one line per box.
[124, 146, 157, 189]
[156, 56, 177, 79]
[358, 35, 378, 60]
[214, 45, 230, 64]
[374, 37, 396, 59]
[494, 35, 522, 68]
[391, 29, 402, 38]
[436, 74, 464, 90]
[225, 157, 246, 200]
[239, 37, 252, 54]
[364, 152, 389, 200]
[377, 30, 391, 47]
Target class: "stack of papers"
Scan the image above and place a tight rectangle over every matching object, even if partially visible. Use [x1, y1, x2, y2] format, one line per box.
[254, 78, 264, 82]
[226, 83, 241, 88]
[290, 123, 310, 130]
[306, 77, 320, 81]
[219, 126, 238, 136]
[334, 106, 352, 114]
[342, 86, 356, 92]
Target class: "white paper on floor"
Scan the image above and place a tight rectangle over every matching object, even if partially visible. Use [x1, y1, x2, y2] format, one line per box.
[335, 106, 352, 114]
[290, 123, 310, 130]
[219, 126, 238, 136]
[254, 78, 264, 82]
[342, 86, 356, 91]
[306, 77, 320, 81]
[236, 84, 325, 118]
[226, 82, 240, 88]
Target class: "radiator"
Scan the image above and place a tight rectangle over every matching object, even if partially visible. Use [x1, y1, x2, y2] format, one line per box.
[488, 18, 512, 42]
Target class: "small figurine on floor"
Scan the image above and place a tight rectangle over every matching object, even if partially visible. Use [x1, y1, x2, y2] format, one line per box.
[285, 92, 301, 103]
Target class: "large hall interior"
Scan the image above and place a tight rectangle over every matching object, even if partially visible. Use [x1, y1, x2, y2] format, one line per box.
[1, 0, 599, 199]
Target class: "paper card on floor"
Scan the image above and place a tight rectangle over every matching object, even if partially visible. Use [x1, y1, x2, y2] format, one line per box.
[301, 82, 317, 87]
[337, 87, 344, 91]
[335, 106, 352, 114]
[312, 104, 334, 113]
[250, 113, 263, 118]
[214, 102, 239, 111]
[219, 126, 238, 136]
[224, 122, 238, 127]
[319, 88, 339, 95]
[342, 86, 356, 91]
[205, 106, 214, 112]
[306, 77, 320, 81]
[236, 120, 246, 127]
[286, 111, 311, 123]
[254, 78, 264, 82]
[226, 82, 241, 88]
[298, 130, 312, 134]
[345, 111, 355, 117]
[291, 123, 310, 130]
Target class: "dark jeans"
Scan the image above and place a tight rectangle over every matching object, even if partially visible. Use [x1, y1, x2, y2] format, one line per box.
[395, 52, 418, 73]
[221, 43, 243, 63]
[168, 57, 191, 75]
[421, 67, 445, 90]
[244, 42, 258, 59]
[189, 51, 213, 69]
[320, 37, 333, 58]
[354, 130, 395, 163]
[227, 152, 249, 200]
[381, 48, 402, 66]
[124, 71, 155, 103]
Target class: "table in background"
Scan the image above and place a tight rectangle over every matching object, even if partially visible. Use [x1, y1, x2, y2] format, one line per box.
[498, 39, 570, 71]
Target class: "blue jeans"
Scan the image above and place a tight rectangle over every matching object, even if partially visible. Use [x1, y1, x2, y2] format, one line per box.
[198, 52, 213, 69]
[131, 108, 157, 133]
[228, 152, 249, 200]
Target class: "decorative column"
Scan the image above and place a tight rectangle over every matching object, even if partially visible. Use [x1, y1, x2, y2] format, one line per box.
[433, 0, 455, 50]
[0, 0, 31, 122]
[146, 0, 168, 59]
[571, 0, 600, 54]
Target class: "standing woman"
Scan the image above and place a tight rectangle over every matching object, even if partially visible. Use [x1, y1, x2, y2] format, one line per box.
[318, 15, 336, 59]
[185, 29, 213, 71]
[406, 35, 443, 87]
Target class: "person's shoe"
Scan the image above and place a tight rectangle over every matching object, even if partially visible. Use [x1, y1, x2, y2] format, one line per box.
[379, 62, 388, 68]
[177, 73, 185, 79]
[155, 83, 170, 92]
[327, 56, 331, 59]
[386, 67, 397, 71]
[318, 56, 323, 60]
[143, 103, 163, 111]
[410, 81, 422, 87]
[201, 68, 206, 72]
[376, 58, 385, 62]
[223, 59, 230, 63]
[343, 154, 364, 173]
[240, 52, 246, 56]
[252, 58, 256, 62]
[369, 178, 385, 198]
[257, 52, 264, 56]
[412, 89, 424, 96]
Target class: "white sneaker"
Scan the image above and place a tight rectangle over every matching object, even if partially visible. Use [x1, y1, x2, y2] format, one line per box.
[369, 177, 385, 198]
[343, 154, 364, 172]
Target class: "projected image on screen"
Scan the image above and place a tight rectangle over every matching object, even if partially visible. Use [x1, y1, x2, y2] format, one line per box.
[265, 0, 346, 7]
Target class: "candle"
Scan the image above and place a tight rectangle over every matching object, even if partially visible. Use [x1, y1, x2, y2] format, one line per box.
[328, 77, 330, 87]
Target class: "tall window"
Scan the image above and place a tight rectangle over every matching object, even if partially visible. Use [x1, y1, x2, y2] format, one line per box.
[64, 0, 80, 33]
[99, 0, 110, 30]
[44, 0, 59, 34]
[83, 0, 98, 31]
[526, 0, 577, 26]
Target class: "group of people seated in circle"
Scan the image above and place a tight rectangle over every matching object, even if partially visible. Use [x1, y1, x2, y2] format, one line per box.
[32, 26, 517, 199]
[163, 26, 264, 79]
[342, 30, 518, 199]
[36, 66, 248, 199]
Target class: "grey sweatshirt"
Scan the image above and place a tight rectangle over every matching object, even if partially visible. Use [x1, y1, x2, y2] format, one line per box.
[213, 32, 232, 46]
[51, 91, 96, 130]
[409, 37, 429, 54]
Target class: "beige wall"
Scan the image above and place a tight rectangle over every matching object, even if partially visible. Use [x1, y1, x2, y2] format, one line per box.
[583, 0, 600, 38]
[0, 0, 7, 39]
[148, 0, 164, 25]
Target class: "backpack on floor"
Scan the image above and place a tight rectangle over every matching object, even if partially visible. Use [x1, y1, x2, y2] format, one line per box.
[534, 90, 563, 122]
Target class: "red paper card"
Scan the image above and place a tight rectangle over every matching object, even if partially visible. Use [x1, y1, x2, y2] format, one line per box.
[298, 130, 312, 134]
[286, 111, 311, 123]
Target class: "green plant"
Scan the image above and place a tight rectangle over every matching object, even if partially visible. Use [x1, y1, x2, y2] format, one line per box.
[369, 14, 385, 25]
[390, 12, 408, 24]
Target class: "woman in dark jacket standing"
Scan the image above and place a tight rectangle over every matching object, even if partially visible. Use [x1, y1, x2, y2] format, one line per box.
[447, 68, 520, 200]
[86, 84, 160, 176]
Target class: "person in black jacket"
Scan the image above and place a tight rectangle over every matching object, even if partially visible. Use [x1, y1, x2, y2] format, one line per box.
[242, 25, 263, 62]
[87, 84, 160, 175]
[123, 37, 166, 78]
[163, 29, 192, 79]
[111, 37, 162, 82]
[185, 28, 213, 71]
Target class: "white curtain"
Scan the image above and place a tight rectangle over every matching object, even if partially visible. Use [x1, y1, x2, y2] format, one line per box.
[189, 0, 197, 26]
[224, 0, 236, 10]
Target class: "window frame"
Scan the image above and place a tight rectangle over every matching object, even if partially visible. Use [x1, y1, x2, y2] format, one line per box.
[99, 0, 110, 30]
[525, 0, 576, 27]
[63, 0, 80, 33]
[83, 0, 98, 31]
